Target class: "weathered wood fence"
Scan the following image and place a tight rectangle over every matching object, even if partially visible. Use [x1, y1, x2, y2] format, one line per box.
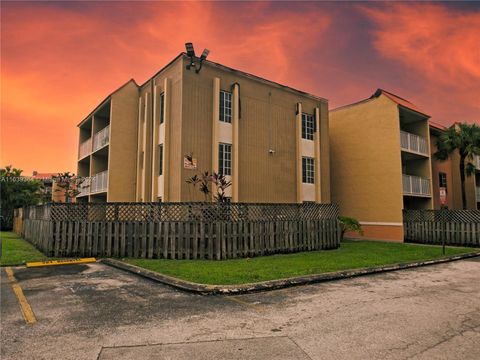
[18, 202, 341, 259]
[403, 210, 480, 247]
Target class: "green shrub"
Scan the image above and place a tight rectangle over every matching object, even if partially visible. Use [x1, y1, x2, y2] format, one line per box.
[339, 216, 364, 240]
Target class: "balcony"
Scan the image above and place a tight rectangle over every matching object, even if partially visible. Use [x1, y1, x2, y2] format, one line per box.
[93, 125, 110, 153]
[403, 174, 431, 196]
[400, 131, 428, 156]
[90, 170, 108, 194]
[76, 170, 108, 197]
[78, 138, 92, 159]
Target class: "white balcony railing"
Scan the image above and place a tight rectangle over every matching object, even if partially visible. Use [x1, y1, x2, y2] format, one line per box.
[400, 131, 428, 156]
[93, 125, 110, 152]
[78, 138, 92, 159]
[403, 174, 431, 196]
[475, 155, 480, 171]
[77, 178, 91, 197]
[90, 170, 108, 194]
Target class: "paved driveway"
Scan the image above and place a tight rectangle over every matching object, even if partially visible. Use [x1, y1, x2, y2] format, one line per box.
[1, 258, 479, 360]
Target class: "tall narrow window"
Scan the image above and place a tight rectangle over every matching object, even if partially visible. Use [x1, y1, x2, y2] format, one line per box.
[439, 172, 447, 188]
[218, 143, 232, 175]
[160, 92, 165, 124]
[302, 157, 315, 184]
[302, 113, 314, 140]
[220, 91, 232, 123]
[158, 144, 164, 176]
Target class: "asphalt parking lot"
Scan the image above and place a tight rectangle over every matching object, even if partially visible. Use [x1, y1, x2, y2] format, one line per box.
[1, 258, 480, 360]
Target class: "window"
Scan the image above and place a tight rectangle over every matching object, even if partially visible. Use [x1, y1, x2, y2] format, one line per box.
[160, 92, 165, 124]
[439, 172, 447, 188]
[218, 143, 232, 175]
[302, 157, 315, 184]
[220, 91, 232, 123]
[302, 113, 314, 140]
[158, 144, 164, 176]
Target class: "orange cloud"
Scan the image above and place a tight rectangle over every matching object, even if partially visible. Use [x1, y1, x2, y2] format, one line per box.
[363, 3, 480, 123]
[1, 2, 331, 174]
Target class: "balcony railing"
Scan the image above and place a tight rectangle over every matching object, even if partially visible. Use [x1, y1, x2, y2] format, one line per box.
[93, 125, 110, 152]
[76, 171, 108, 197]
[78, 138, 92, 159]
[403, 174, 431, 196]
[90, 170, 108, 194]
[475, 155, 480, 171]
[400, 131, 428, 156]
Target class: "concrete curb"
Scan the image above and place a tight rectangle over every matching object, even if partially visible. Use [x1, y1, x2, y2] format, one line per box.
[101, 252, 480, 295]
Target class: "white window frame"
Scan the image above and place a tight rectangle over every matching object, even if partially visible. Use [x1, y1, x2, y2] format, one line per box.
[218, 143, 232, 176]
[220, 91, 232, 123]
[302, 113, 314, 140]
[158, 144, 163, 176]
[160, 92, 165, 124]
[302, 156, 315, 184]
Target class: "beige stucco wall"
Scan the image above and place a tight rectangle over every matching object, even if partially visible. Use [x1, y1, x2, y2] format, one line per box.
[78, 55, 330, 205]
[330, 95, 404, 224]
[180, 57, 330, 203]
[108, 81, 139, 202]
[138, 58, 183, 202]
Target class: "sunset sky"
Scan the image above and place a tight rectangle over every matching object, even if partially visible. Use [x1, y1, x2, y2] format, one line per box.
[1, 1, 479, 174]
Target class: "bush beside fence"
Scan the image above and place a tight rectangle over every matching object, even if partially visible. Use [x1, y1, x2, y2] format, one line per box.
[403, 210, 480, 247]
[19, 203, 341, 259]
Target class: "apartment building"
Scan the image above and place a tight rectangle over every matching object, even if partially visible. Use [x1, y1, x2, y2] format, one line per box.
[429, 123, 462, 210]
[430, 123, 480, 210]
[77, 51, 331, 204]
[330, 89, 433, 241]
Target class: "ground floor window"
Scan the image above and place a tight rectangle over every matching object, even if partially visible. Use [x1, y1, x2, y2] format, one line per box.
[219, 143, 232, 176]
[302, 157, 315, 184]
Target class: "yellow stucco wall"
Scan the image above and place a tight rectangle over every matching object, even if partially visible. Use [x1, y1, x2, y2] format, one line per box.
[108, 81, 139, 202]
[330, 95, 404, 224]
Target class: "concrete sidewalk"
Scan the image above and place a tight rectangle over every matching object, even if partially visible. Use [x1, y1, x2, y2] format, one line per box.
[1, 258, 480, 359]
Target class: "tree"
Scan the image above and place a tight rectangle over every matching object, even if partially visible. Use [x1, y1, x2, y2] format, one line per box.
[339, 216, 364, 240]
[53, 172, 84, 203]
[435, 123, 480, 209]
[186, 171, 232, 203]
[0, 165, 43, 230]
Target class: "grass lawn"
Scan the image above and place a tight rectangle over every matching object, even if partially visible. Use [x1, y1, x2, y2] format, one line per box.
[0, 231, 49, 266]
[126, 240, 476, 285]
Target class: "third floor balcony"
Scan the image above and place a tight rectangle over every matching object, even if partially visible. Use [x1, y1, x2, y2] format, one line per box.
[93, 125, 110, 153]
[78, 138, 92, 159]
[400, 131, 428, 156]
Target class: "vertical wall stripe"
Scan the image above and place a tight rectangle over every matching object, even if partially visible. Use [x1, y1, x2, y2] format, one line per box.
[232, 83, 240, 202]
[212, 78, 220, 199]
[136, 98, 143, 201]
[163, 78, 171, 201]
[141, 93, 148, 200]
[151, 85, 158, 201]
[320, 103, 331, 203]
[295, 103, 303, 203]
[314, 107, 322, 203]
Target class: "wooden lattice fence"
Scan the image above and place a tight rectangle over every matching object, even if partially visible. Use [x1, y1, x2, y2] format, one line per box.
[18, 202, 341, 259]
[403, 210, 480, 247]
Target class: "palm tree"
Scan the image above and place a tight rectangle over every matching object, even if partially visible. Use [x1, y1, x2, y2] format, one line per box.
[435, 123, 480, 209]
